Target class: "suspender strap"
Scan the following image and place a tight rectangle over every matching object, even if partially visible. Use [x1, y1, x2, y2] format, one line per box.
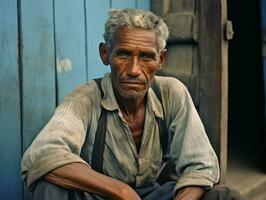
[91, 78, 106, 173]
[94, 78, 104, 97]
[151, 82, 168, 158]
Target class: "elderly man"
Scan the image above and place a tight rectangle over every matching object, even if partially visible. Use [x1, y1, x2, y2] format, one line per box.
[21, 9, 243, 200]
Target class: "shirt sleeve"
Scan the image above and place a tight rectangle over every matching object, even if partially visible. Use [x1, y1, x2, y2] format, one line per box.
[161, 77, 220, 193]
[21, 83, 96, 189]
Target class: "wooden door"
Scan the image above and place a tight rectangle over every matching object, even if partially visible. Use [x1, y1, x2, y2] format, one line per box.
[151, 0, 232, 183]
[0, 1, 150, 200]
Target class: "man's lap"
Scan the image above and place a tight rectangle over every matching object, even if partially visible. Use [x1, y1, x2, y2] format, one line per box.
[32, 179, 244, 200]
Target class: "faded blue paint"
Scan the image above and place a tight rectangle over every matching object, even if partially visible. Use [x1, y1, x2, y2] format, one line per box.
[137, 0, 150, 10]
[111, 0, 136, 8]
[54, 0, 87, 103]
[0, 1, 23, 200]
[86, 1, 111, 80]
[21, 0, 56, 150]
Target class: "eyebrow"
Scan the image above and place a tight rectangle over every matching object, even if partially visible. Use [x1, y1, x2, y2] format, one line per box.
[114, 47, 157, 55]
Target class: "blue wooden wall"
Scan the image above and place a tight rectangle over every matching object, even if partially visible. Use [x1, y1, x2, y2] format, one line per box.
[261, 0, 266, 122]
[0, 0, 150, 199]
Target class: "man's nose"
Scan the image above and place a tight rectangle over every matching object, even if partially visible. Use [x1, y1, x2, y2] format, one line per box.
[126, 56, 141, 77]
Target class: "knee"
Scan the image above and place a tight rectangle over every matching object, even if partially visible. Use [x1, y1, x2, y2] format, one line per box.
[202, 185, 245, 200]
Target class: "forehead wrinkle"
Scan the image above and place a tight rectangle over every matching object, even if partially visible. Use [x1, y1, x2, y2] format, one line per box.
[114, 46, 157, 55]
[112, 27, 159, 51]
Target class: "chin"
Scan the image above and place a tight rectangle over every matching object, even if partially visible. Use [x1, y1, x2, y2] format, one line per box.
[120, 89, 146, 101]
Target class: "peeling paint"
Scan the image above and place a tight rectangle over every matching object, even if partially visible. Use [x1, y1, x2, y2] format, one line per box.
[56, 58, 72, 73]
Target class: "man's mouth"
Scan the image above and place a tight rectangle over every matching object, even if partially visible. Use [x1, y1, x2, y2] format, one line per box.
[120, 81, 144, 89]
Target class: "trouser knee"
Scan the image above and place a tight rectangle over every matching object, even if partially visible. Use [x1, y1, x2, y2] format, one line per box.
[202, 185, 245, 200]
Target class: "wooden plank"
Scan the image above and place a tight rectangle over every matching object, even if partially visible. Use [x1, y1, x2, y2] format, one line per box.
[111, 0, 135, 8]
[165, 44, 194, 75]
[137, 0, 150, 10]
[151, 0, 170, 16]
[85, 1, 110, 80]
[198, 0, 228, 183]
[169, 0, 195, 13]
[21, 1, 56, 197]
[0, 1, 23, 199]
[54, 0, 87, 103]
[164, 13, 196, 42]
[21, 0, 56, 151]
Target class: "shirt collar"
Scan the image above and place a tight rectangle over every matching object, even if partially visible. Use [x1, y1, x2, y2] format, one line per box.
[101, 73, 119, 111]
[100, 74, 164, 119]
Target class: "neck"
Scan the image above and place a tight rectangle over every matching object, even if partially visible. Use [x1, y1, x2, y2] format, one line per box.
[114, 91, 146, 117]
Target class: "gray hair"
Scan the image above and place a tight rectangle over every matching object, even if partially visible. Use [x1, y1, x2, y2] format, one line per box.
[103, 8, 169, 52]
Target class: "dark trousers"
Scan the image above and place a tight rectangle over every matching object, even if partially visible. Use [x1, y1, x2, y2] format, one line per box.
[32, 180, 245, 200]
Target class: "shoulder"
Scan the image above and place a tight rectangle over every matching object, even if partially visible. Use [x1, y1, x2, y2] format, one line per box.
[154, 76, 194, 116]
[66, 80, 98, 100]
[56, 79, 101, 113]
[154, 76, 189, 97]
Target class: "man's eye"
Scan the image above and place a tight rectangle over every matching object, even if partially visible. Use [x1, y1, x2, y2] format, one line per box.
[117, 51, 131, 58]
[140, 53, 154, 61]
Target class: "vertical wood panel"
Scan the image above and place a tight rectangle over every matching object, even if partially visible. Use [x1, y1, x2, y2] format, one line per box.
[137, 0, 150, 10]
[111, 0, 136, 8]
[86, 1, 110, 80]
[54, 0, 87, 103]
[199, 0, 228, 183]
[21, 0, 56, 151]
[0, 0, 23, 199]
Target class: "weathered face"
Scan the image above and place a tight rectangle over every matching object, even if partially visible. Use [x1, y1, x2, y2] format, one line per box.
[100, 27, 167, 100]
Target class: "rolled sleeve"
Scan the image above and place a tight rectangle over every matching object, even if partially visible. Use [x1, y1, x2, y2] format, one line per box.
[22, 149, 89, 188]
[21, 83, 96, 188]
[174, 170, 218, 194]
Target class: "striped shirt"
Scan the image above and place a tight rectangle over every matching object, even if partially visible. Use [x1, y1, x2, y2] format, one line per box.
[21, 73, 220, 193]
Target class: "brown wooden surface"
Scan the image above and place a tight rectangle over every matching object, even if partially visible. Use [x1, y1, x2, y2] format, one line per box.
[152, 0, 229, 183]
[198, 0, 228, 183]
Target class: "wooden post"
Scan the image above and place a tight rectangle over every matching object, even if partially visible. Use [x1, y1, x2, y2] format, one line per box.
[198, 0, 229, 183]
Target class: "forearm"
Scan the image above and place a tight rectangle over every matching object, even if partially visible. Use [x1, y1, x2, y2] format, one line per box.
[44, 162, 140, 200]
[174, 186, 205, 200]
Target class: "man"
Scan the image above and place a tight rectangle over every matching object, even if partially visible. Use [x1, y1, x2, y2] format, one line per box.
[21, 9, 243, 200]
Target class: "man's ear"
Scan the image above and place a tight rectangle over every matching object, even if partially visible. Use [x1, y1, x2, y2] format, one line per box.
[99, 43, 109, 65]
[158, 49, 167, 69]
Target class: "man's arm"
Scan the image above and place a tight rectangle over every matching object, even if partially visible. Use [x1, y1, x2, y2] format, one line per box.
[44, 162, 140, 200]
[157, 77, 220, 196]
[174, 187, 205, 200]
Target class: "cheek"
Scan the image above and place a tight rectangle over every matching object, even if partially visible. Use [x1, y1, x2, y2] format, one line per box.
[141, 62, 159, 76]
[110, 59, 127, 75]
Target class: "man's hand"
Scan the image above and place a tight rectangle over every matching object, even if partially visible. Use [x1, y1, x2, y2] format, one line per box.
[174, 186, 205, 200]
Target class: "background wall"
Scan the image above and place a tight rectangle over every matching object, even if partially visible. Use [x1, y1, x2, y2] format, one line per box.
[0, 1, 150, 200]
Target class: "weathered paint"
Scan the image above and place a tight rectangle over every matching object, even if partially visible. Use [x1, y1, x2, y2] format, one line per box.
[85, 1, 111, 80]
[54, 0, 87, 103]
[56, 58, 72, 73]
[0, 1, 23, 199]
[21, 0, 56, 151]
[111, 0, 136, 8]
[137, 0, 150, 10]
[21, 1, 56, 198]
